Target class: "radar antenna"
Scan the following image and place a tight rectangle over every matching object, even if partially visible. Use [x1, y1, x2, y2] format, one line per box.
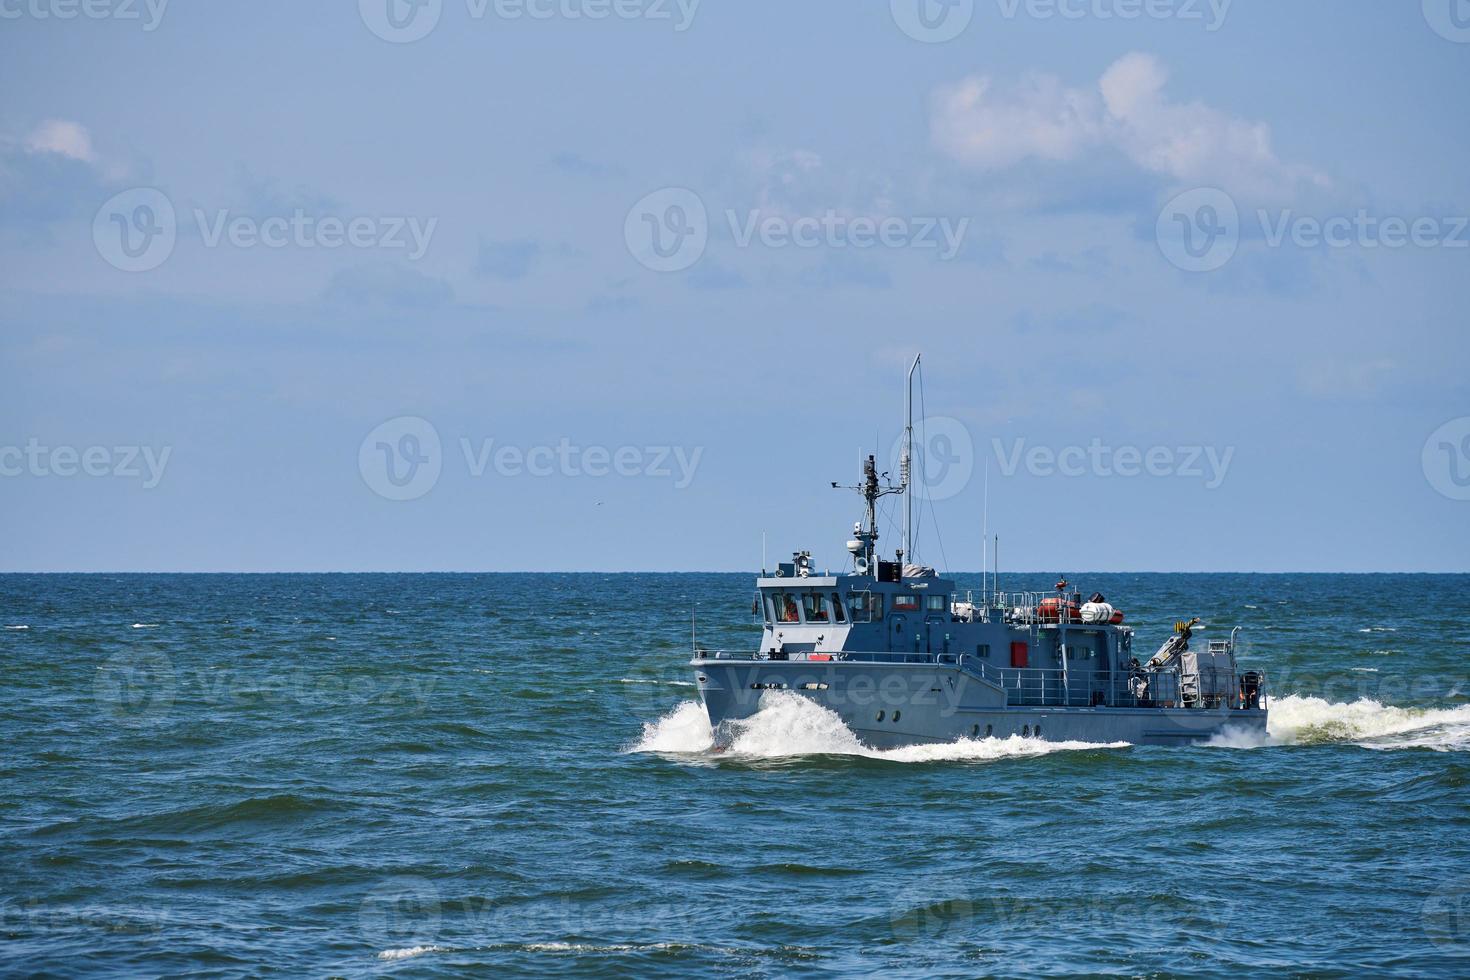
[832, 453, 906, 574]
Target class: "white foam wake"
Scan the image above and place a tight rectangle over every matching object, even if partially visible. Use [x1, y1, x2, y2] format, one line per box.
[1267, 694, 1470, 750]
[629, 693, 1127, 763]
[378, 945, 449, 960]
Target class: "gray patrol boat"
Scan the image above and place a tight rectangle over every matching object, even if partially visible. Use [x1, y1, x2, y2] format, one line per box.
[692, 356, 1268, 748]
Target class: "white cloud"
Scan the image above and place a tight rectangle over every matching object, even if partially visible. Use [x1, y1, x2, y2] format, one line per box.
[932, 74, 1101, 172]
[932, 53, 1324, 200]
[24, 119, 96, 163]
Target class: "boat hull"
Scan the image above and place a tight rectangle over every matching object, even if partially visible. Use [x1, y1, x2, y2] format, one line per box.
[693, 657, 1267, 748]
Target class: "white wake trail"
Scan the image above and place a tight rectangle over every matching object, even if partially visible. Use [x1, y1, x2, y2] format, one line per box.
[630, 693, 1127, 763]
[1266, 694, 1470, 750]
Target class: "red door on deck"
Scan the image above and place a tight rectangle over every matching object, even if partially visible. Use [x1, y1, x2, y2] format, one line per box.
[1010, 641, 1029, 668]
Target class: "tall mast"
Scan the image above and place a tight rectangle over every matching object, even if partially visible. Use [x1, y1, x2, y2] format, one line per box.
[901, 353, 920, 566]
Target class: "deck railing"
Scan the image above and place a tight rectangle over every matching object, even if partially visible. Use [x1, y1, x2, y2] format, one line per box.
[697, 651, 1264, 710]
[961, 659, 1249, 708]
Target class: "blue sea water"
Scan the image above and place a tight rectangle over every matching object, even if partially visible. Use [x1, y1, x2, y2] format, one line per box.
[3, 572, 1469, 977]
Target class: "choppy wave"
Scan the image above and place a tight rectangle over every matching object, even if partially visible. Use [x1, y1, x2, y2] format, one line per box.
[630, 694, 1128, 763]
[1210, 695, 1470, 750]
[523, 942, 691, 953]
[378, 945, 450, 960]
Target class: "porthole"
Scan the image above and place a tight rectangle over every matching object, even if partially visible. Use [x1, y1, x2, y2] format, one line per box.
[972, 724, 980, 737]
[877, 710, 885, 722]
[1035, 724, 1043, 738]
[1023, 725, 1031, 737]
[893, 710, 901, 723]
[985, 724, 993, 737]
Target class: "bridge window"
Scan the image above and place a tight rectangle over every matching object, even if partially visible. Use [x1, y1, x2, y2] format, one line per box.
[802, 593, 829, 623]
[847, 592, 883, 622]
[770, 592, 800, 623]
[893, 594, 920, 612]
[925, 594, 947, 612]
[831, 593, 846, 623]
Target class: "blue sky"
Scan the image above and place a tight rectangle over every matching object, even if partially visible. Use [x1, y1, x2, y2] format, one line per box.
[2, 0, 1467, 572]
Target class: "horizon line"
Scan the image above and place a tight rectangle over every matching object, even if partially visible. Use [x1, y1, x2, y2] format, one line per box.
[2, 569, 1468, 576]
